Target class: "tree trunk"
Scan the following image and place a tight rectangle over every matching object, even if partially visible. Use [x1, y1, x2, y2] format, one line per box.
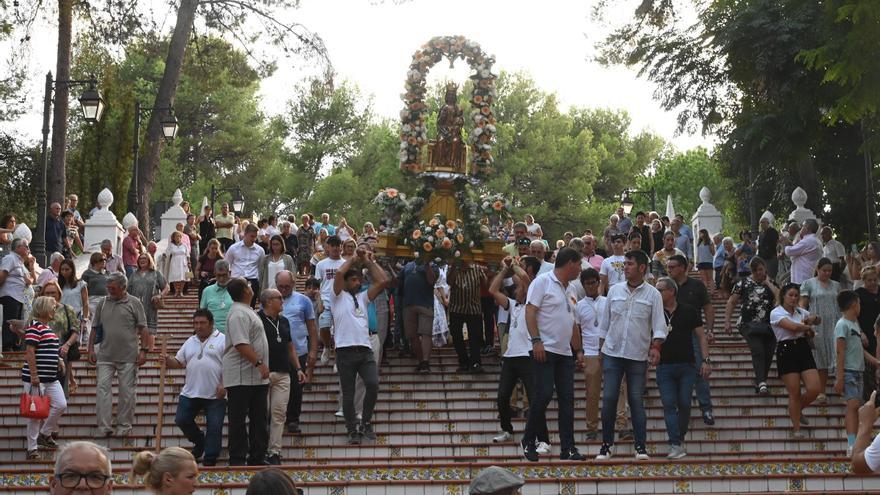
[128, 0, 199, 229]
[47, 0, 73, 207]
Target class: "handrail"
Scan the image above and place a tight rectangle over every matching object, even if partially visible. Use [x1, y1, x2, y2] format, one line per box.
[154, 334, 168, 451]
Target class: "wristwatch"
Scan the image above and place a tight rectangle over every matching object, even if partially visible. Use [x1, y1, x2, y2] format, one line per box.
[254, 359, 263, 368]
[703, 357, 712, 365]
[530, 336, 543, 343]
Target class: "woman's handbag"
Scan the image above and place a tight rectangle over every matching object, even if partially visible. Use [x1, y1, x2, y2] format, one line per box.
[20, 387, 50, 419]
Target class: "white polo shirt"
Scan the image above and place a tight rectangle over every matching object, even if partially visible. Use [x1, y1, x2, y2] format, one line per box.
[576, 295, 606, 356]
[600, 281, 667, 361]
[175, 330, 226, 399]
[526, 271, 575, 356]
[504, 297, 531, 358]
[330, 289, 372, 349]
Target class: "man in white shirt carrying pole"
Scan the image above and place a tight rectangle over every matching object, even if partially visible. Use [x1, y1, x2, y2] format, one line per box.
[596, 250, 668, 461]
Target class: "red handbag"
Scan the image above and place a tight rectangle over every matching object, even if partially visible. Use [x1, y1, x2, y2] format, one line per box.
[20, 388, 50, 419]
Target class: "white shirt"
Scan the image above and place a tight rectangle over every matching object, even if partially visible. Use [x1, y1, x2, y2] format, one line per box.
[538, 260, 555, 275]
[225, 241, 263, 279]
[503, 297, 531, 358]
[526, 222, 541, 239]
[576, 295, 606, 356]
[526, 271, 575, 356]
[600, 255, 627, 288]
[600, 281, 667, 361]
[266, 225, 281, 237]
[784, 233, 823, 284]
[315, 257, 346, 305]
[769, 305, 810, 342]
[175, 330, 226, 399]
[823, 238, 846, 262]
[265, 258, 285, 290]
[864, 432, 880, 472]
[0, 253, 28, 303]
[330, 289, 371, 348]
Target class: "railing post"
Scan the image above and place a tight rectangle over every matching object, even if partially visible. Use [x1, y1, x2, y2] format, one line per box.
[154, 335, 168, 451]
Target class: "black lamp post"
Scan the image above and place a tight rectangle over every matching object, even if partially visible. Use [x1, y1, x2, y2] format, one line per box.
[32, 72, 105, 266]
[620, 188, 657, 215]
[210, 185, 245, 216]
[129, 101, 179, 217]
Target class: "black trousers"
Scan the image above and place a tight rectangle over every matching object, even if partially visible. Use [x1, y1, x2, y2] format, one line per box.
[246, 278, 260, 308]
[480, 296, 496, 347]
[218, 237, 234, 253]
[0, 296, 23, 352]
[497, 356, 548, 441]
[449, 312, 483, 367]
[226, 384, 269, 465]
[286, 353, 309, 424]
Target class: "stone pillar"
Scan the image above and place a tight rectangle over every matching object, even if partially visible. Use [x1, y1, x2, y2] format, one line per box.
[84, 188, 124, 254]
[160, 189, 187, 241]
[691, 187, 723, 253]
[787, 187, 818, 226]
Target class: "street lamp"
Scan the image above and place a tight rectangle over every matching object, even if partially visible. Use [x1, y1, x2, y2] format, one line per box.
[32, 72, 105, 266]
[211, 184, 245, 216]
[620, 188, 657, 214]
[129, 102, 179, 217]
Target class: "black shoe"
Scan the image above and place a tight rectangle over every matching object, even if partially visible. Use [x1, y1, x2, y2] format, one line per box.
[37, 434, 58, 450]
[286, 422, 301, 434]
[560, 448, 586, 461]
[415, 362, 426, 373]
[619, 429, 634, 440]
[522, 441, 539, 462]
[347, 431, 362, 445]
[191, 443, 205, 461]
[702, 410, 715, 426]
[471, 363, 484, 374]
[361, 422, 377, 441]
[595, 443, 614, 460]
[480, 345, 492, 356]
[267, 454, 281, 465]
[422, 362, 432, 374]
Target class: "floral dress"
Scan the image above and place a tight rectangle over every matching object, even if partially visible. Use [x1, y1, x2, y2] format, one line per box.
[801, 277, 841, 370]
[296, 226, 315, 265]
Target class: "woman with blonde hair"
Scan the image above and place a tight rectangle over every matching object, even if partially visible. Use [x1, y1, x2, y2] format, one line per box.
[22, 296, 67, 459]
[29, 281, 80, 396]
[132, 447, 198, 494]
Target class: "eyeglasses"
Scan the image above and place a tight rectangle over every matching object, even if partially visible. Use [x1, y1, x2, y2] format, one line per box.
[56, 471, 111, 489]
[276, 284, 292, 289]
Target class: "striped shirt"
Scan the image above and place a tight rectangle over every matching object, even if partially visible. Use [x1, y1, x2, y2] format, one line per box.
[448, 265, 485, 315]
[21, 322, 60, 383]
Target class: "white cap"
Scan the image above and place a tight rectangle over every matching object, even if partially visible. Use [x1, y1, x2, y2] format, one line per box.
[760, 211, 774, 224]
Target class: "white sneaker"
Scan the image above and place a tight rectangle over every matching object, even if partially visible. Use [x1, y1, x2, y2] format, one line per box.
[334, 409, 344, 418]
[493, 431, 513, 443]
[667, 444, 687, 460]
[320, 347, 331, 365]
[536, 441, 551, 454]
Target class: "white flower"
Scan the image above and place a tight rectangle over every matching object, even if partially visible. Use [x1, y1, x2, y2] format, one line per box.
[428, 236, 434, 242]
[472, 127, 483, 137]
[398, 150, 408, 161]
[455, 250, 461, 257]
[447, 228, 454, 234]
[400, 141, 408, 150]
[469, 241, 475, 248]
[486, 125, 496, 133]
[400, 110, 409, 119]
[435, 257, 442, 263]
[414, 251, 420, 257]
[403, 124, 412, 132]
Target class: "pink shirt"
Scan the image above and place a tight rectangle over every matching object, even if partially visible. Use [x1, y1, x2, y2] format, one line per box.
[122, 235, 140, 267]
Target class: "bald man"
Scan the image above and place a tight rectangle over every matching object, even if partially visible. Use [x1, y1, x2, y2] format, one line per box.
[529, 240, 555, 275]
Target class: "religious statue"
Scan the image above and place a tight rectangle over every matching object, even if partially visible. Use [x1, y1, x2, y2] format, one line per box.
[430, 82, 466, 170]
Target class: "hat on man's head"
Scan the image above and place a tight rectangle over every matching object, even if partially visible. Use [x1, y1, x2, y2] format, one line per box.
[760, 211, 774, 224]
[469, 466, 524, 494]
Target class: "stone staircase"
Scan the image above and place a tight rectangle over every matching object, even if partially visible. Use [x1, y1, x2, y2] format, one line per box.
[1, 279, 878, 494]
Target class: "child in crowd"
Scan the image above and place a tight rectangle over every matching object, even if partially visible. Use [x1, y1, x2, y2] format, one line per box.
[304, 277, 323, 383]
[834, 290, 879, 457]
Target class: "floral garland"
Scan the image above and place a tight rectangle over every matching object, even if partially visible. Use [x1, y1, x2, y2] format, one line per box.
[454, 185, 486, 247]
[405, 215, 466, 262]
[372, 188, 408, 233]
[399, 35, 497, 179]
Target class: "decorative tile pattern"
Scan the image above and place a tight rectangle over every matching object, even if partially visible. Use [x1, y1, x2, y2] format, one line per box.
[728, 442, 742, 452]
[559, 481, 575, 495]
[304, 447, 316, 460]
[390, 446, 402, 458]
[459, 433, 471, 444]
[706, 430, 718, 441]
[788, 477, 805, 491]
[377, 435, 389, 445]
[330, 486, 345, 495]
[764, 418, 775, 427]
[445, 484, 461, 494]
[416, 401, 426, 410]
[674, 480, 692, 493]
[475, 447, 488, 456]
[430, 411, 441, 420]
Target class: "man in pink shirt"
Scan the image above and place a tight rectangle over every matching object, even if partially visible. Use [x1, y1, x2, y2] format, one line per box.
[122, 226, 142, 276]
[581, 235, 604, 271]
[784, 219, 822, 284]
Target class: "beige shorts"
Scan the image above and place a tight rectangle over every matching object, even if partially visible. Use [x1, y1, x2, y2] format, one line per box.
[403, 305, 434, 337]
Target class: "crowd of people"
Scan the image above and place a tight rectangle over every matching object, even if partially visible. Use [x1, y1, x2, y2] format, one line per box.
[8, 196, 880, 474]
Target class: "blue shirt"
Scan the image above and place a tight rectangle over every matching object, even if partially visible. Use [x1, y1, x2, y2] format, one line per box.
[282, 291, 316, 355]
[713, 245, 727, 269]
[200, 283, 233, 333]
[314, 222, 336, 236]
[401, 261, 435, 309]
[45, 216, 65, 254]
[674, 231, 693, 260]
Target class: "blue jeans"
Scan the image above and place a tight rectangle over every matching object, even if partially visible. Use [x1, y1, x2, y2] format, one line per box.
[601, 354, 648, 446]
[692, 334, 713, 412]
[175, 395, 227, 462]
[522, 351, 575, 452]
[656, 363, 697, 445]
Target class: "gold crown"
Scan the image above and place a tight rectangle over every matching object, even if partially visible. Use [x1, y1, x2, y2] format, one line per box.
[445, 82, 458, 93]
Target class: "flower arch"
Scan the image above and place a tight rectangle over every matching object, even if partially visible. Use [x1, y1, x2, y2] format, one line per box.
[398, 35, 497, 179]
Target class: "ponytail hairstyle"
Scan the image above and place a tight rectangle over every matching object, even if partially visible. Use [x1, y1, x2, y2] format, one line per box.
[132, 447, 195, 491]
